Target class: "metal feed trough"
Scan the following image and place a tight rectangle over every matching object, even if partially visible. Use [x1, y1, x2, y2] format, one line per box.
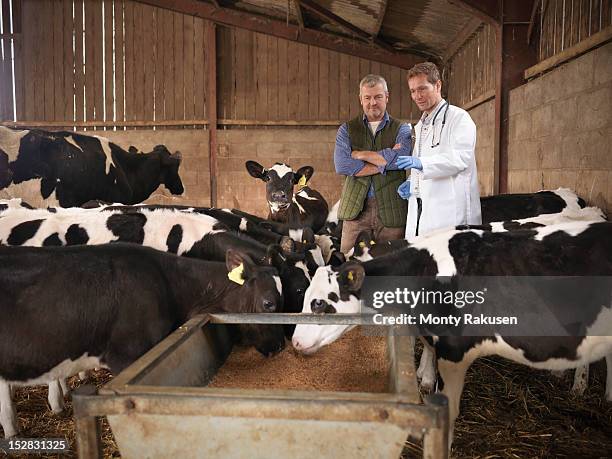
[73, 314, 449, 458]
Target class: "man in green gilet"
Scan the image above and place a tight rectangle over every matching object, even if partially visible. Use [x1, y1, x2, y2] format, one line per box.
[334, 74, 413, 253]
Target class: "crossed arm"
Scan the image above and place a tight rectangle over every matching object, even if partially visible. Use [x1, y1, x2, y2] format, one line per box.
[334, 122, 412, 177]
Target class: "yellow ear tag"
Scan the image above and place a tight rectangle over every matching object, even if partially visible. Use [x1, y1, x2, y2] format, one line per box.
[359, 241, 366, 248]
[370, 240, 376, 245]
[228, 263, 245, 285]
[297, 175, 308, 189]
[347, 271, 354, 281]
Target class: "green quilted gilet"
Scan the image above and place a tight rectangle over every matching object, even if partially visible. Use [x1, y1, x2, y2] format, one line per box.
[338, 115, 407, 228]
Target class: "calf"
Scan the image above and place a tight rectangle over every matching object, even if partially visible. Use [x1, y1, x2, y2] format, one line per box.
[0, 126, 184, 207]
[0, 243, 282, 437]
[245, 161, 328, 233]
[97, 203, 289, 247]
[480, 188, 585, 223]
[292, 221, 612, 446]
[349, 205, 606, 263]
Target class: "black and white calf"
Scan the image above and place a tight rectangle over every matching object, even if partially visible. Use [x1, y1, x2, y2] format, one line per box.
[245, 161, 329, 233]
[292, 221, 612, 445]
[480, 188, 586, 223]
[0, 126, 184, 207]
[349, 205, 606, 263]
[0, 243, 282, 437]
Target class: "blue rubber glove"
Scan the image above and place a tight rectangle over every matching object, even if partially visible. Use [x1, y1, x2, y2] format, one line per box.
[397, 180, 411, 200]
[396, 156, 423, 171]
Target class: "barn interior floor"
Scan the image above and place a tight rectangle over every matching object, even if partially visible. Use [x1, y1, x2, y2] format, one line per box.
[7, 345, 612, 458]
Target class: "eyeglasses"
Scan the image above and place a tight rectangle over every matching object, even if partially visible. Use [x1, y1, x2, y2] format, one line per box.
[430, 101, 449, 148]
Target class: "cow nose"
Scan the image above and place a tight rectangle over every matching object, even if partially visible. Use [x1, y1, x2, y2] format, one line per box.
[311, 299, 329, 314]
[271, 191, 286, 201]
[262, 300, 276, 312]
[292, 337, 303, 350]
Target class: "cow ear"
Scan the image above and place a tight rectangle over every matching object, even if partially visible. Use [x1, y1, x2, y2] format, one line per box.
[226, 249, 254, 269]
[279, 236, 296, 253]
[301, 226, 315, 244]
[40, 177, 57, 199]
[265, 244, 286, 269]
[294, 166, 314, 184]
[338, 262, 365, 292]
[245, 161, 268, 181]
[329, 251, 346, 267]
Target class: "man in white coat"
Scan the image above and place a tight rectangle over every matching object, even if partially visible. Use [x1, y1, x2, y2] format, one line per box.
[396, 62, 482, 240]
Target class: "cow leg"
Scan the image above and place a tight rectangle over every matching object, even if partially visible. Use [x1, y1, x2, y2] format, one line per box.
[570, 365, 589, 396]
[417, 341, 437, 392]
[48, 380, 65, 414]
[437, 357, 472, 448]
[0, 381, 17, 438]
[606, 354, 612, 402]
[59, 378, 69, 396]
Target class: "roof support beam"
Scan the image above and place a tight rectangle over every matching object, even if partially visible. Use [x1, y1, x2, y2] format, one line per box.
[293, 0, 305, 32]
[136, 0, 418, 68]
[297, 0, 397, 53]
[373, 0, 388, 37]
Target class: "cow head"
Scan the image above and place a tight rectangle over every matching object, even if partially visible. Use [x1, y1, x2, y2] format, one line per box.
[245, 161, 314, 213]
[225, 249, 283, 314]
[266, 245, 311, 313]
[348, 229, 377, 262]
[155, 145, 184, 195]
[292, 262, 365, 355]
[225, 249, 286, 356]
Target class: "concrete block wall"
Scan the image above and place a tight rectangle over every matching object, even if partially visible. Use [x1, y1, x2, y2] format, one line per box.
[507, 42, 611, 214]
[216, 127, 341, 217]
[468, 99, 496, 197]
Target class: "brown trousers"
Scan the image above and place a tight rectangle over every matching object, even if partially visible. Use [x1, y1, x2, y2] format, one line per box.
[340, 198, 406, 254]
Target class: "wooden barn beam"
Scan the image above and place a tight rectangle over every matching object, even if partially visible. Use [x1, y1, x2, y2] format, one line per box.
[293, 0, 305, 32]
[493, 0, 537, 193]
[136, 0, 419, 68]
[373, 0, 388, 38]
[206, 22, 218, 207]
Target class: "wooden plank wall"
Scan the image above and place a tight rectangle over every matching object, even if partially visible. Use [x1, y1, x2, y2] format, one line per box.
[539, 0, 611, 61]
[8, 0, 419, 126]
[13, 0, 209, 128]
[216, 26, 419, 123]
[446, 24, 496, 108]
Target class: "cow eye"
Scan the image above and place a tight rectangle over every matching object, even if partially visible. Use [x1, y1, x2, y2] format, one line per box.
[296, 288, 304, 295]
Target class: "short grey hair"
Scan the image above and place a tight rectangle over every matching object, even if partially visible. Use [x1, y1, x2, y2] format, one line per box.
[359, 74, 388, 93]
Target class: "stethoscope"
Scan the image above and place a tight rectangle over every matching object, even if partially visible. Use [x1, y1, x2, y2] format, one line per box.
[420, 101, 449, 149]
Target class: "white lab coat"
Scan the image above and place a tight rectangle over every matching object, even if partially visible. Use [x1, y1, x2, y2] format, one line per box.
[405, 100, 482, 240]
